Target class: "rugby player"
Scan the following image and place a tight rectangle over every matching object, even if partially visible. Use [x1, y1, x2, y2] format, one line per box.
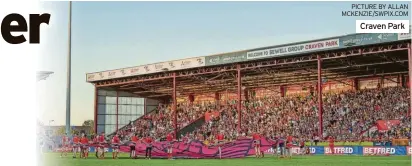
[252, 131, 262, 158]
[91, 135, 98, 158]
[111, 133, 121, 159]
[328, 136, 335, 155]
[60, 133, 69, 157]
[166, 132, 174, 160]
[278, 134, 285, 158]
[130, 133, 139, 159]
[80, 134, 89, 159]
[286, 134, 293, 159]
[216, 130, 225, 159]
[72, 134, 80, 158]
[98, 132, 106, 159]
[270, 135, 279, 157]
[144, 134, 153, 160]
[299, 138, 306, 155]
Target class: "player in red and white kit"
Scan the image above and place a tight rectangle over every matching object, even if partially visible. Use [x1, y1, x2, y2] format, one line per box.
[130, 133, 139, 159]
[286, 135, 293, 158]
[91, 135, 99, 158]
[80, 134, 89, 159]
[216, 131, 225, 159]
[166, 132, 174, 160]
[328, 136, 335, 155]
[299, 138, 306, 155]
[60, 133, 69, 157]
[252, 132, 262, 158]
[72, 134, 80, 158]
[111, 134, 121, 159]
[98, 133, 106, 159]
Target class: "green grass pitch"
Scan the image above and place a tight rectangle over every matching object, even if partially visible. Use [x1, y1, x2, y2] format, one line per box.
[42, 153, 411, 166]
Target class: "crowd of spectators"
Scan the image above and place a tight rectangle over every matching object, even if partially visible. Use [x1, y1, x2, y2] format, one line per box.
[115, 86, 411, 143]
[187, 86, 410, 143]
[116, 102, 215, 140]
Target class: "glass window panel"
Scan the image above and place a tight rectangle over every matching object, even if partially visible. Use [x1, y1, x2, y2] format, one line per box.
[98, 96, 106, 104]
[104, 104, 114, 114]
[137, 106, 144, 115]
[119, 97, 125, 105]
[97, 115, 105, 125]
[126, 105, 133, 115]
[119, 115, 126, 125]
[131, 98, 137, 105]
[105, 125, 115, 135]
[106, 97, 116, 104]
[118, 105, 124, 114]
[106, 91, 116, 97]
[105, 115, 116, 125]
[98, 90, 107, 96]
[130, 105, 137, 114]
[137, 98, 144, 105]
[97, 104, 106, 114]
[97, 125, 105, 134]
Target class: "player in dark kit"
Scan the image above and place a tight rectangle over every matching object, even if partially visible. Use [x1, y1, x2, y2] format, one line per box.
[144, 135, 153, 160]
[270, 135, 279, 157]
[278, 135, 285, 158]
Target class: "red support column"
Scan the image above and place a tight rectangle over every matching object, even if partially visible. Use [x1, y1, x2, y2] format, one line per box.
[317, 55, 323, 137]
[353, 78, 359, 91]
[215, 92, 220, 108]
[408, 43, 412, 119]
[173, 72, 177, 138]
[144, 98, 147, 115]
[94, 86, 98, 134]
[116, 91, 119, 133]
[398, 74, 403, 87]
[237, 64, 242, 133]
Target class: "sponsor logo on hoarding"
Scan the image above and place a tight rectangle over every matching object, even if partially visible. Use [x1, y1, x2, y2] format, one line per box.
[324, 147, 354, 155]
[246, 39, 339, 60]
[264, 147, 316, 154]
[340, 33, 398, 47]
[407, 146, 411, 155]
[205, 53, 247, 66]
[363, 147, 396, 155]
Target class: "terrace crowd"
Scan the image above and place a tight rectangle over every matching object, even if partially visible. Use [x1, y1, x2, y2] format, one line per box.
[116, 86, 411, 143]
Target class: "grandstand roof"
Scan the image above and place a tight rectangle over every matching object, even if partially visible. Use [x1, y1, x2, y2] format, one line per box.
[88, 33, 411, 99]
[37, 71, 54, 81]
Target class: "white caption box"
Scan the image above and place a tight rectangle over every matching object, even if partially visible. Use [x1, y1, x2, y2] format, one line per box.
[356, 20, 410, 33]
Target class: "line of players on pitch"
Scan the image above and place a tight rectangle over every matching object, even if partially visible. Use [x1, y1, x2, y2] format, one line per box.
[59, 131, 336, 159]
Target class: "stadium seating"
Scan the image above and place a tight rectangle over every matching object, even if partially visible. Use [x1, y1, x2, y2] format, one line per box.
[114, 86, 410, 144]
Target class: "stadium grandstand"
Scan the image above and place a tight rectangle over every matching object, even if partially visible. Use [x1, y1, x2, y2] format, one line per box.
[86, 32, 411, 155]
